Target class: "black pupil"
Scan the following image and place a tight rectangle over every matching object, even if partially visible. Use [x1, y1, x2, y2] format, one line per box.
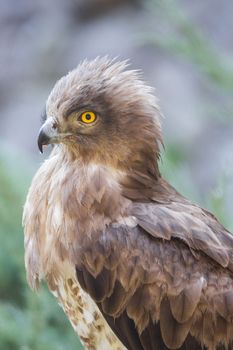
[85, 113, 91, 120]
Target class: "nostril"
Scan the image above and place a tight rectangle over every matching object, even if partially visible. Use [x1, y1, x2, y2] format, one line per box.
[52, 122, 57, 129]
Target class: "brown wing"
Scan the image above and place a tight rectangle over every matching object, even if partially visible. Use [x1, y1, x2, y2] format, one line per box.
[74, 198, 233, 350]
[133, 201, 233, 271]
[123, 174, 233, 271]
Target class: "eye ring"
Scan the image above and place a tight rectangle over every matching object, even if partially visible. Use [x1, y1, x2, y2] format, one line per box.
[80, 111, 97, 124]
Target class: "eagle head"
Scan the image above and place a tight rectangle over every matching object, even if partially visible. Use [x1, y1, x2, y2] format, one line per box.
[38, 57, 162, 175]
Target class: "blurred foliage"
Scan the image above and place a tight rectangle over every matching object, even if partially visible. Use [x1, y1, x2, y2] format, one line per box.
[146, 0, 233, 90]
[160, 142, 233, 231]
[143, 0, 233, 120]
[0, 143, 83, 350]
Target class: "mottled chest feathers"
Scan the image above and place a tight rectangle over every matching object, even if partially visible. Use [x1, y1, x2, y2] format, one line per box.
[23, 155, 132, 289]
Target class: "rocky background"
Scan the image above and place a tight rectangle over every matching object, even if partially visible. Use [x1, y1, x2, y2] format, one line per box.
[0, 1, 233, 349]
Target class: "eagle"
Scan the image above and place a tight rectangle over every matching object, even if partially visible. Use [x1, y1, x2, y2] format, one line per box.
[23, 57, 233, 350]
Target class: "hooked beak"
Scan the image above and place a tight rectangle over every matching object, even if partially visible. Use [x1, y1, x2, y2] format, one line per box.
[38, 117, 58, 153]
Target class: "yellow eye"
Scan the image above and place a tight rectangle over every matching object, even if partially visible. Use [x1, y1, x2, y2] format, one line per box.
[80, 111, 97, 124]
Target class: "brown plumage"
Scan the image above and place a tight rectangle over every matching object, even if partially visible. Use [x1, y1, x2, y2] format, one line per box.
[23, 57, 233, 350]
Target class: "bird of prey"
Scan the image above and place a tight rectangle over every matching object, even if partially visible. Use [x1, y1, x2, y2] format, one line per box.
[23, 57, 233, 350]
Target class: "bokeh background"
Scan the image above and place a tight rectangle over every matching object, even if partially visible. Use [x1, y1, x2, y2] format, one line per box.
[0, 0, 233, 349]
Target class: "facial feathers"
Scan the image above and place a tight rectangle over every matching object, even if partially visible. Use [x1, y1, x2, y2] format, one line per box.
[42, 57, 162, 175]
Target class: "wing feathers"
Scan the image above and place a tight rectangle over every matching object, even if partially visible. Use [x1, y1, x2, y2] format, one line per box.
[75, 219, 233, 350]
[76, 267, 115, 302]
[213, 291, 233, 322]
[160, 298, 193, 349]
[98, 307, 145, 350]
[133, 203, 231, 269]
[102, 280, 131, 317]
[170, 278, 205, 323]
[73, 177, 233, 350]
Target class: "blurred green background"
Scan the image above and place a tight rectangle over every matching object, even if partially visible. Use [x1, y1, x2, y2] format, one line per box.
[0, 0, 232, 349]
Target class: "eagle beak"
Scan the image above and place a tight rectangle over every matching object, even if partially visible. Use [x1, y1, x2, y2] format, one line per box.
[38, 117, 58, 153]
